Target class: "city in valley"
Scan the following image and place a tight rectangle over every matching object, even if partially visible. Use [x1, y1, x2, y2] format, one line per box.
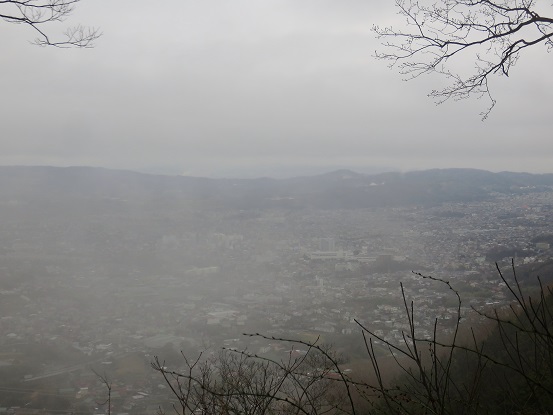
[1, 167, 552, 413]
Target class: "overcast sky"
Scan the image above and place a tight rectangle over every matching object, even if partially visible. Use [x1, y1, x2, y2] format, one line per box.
[0, 1, 551, 178]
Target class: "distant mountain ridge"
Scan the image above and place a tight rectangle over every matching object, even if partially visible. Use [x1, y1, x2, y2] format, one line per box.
[0, 166, 551, 211]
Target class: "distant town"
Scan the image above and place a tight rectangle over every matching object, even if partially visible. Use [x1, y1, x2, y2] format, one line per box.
[1, 167, 552, 414]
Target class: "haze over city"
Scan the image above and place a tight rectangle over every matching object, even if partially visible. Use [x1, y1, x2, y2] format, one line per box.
[1, 1, 553, 414]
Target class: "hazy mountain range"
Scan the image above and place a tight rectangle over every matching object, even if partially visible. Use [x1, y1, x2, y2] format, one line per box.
[0, 166, 551, 211]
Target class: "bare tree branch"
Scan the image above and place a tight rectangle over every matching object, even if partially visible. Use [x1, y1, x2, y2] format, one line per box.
[93, 369, 112, 415]
[1, 0, 101, 47]
[374, 0, 553, 118]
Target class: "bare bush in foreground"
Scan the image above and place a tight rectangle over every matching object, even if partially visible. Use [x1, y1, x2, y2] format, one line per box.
[155, 260, 553, 415]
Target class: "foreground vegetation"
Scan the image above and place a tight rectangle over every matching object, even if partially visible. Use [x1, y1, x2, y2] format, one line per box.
[154, 261, 553, 415]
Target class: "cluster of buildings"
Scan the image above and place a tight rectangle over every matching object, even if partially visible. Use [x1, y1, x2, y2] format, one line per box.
[1, 188, 553, 414]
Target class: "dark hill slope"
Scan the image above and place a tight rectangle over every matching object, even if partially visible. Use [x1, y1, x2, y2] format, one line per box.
[0, 166, 551, 212]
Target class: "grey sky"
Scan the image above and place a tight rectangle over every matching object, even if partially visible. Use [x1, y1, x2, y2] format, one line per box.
[0, 1, 551, 177]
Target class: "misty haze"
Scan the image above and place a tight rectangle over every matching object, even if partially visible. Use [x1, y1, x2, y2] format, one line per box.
[1, 1, 552, 415]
